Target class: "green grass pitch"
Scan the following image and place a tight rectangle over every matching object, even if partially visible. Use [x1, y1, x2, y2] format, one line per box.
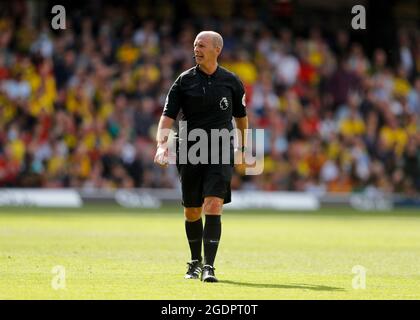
[1, 205, 420, 299]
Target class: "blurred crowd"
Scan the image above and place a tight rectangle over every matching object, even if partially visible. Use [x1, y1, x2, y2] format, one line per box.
[0, 2, 419, 195]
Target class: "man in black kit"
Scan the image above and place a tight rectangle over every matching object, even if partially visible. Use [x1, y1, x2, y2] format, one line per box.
[154, 31, 248, 282]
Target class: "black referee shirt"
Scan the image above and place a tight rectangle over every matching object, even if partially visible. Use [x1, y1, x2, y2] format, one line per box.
[163, 65, 247, 132]
[163, 65, 247, 164]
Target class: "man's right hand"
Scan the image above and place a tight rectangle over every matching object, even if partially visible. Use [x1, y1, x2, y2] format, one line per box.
[154, 144, 169, 168]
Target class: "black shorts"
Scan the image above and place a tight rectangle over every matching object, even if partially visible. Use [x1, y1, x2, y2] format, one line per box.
[177, 163, 233, 207]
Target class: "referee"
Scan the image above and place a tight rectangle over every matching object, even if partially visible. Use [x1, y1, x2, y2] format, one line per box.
[154, 31, 248, 282]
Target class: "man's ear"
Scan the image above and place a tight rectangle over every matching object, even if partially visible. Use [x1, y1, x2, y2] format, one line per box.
[215, 46, 222, 55]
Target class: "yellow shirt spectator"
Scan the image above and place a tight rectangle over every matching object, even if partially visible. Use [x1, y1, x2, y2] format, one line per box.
[64, 134, 78, 149]
[308, 48, 323, 68]
[81, 131, 112, 151]
[29, 77, 57, 116]
[82, 132, 96, 150]
[224, 61, 257, 85]
[326, 140, 341, 160]
[79, 155, 91, 179]
[66, 88, 93, 123]
[393, 77, 411, 97]
[379, 126, 408, 155]
[263, 155, 276, 174]
[98, 102, 114, 121]
[297, 160, 310, 178]
[9, 139, 26, 164]
[47, 155, 66, 176]
[0, 103, 16, 126]
[135, 64, 160, 84]
[339, 116, 366, 137]
[117, 43, 140, 65]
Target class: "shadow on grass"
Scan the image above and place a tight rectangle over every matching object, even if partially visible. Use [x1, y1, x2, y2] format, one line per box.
[219, 280, 345, 292]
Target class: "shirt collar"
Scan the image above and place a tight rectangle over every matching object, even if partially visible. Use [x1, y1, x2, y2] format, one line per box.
[195, 64, 220, 78]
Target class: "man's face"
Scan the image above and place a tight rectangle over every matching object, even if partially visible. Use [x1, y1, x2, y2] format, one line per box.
[193, 34, 220, 66]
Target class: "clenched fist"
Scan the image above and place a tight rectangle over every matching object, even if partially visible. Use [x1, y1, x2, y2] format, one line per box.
[154, 144, 169, 168]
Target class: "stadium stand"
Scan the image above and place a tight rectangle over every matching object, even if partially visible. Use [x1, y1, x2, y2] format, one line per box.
[0, 0, 419, 196]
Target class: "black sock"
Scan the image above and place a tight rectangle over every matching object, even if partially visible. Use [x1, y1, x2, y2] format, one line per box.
[185, 218, 203, 262]
[203, 215, 221, 266]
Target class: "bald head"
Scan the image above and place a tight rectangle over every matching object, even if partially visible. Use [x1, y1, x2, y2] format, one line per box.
[193, 31, 223, 74]
[196, 31, 223, 50]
